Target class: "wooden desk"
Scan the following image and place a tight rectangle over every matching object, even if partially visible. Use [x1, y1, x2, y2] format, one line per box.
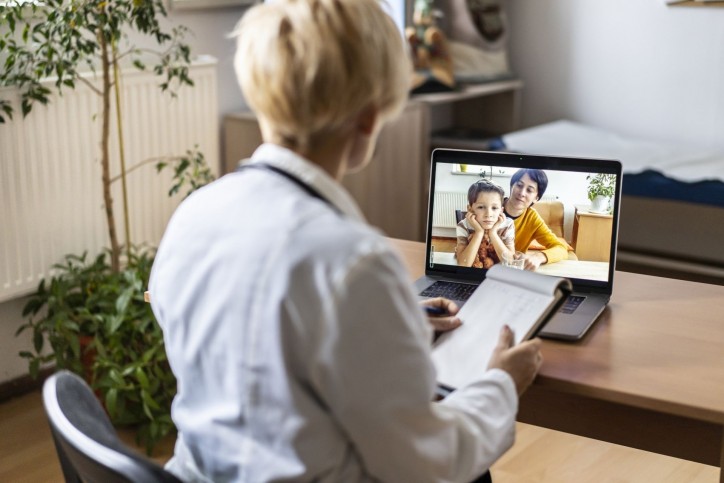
[389, 237, 724, 480]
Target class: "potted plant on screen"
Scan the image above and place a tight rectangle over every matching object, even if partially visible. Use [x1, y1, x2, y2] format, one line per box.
[586, 173, 616, 214]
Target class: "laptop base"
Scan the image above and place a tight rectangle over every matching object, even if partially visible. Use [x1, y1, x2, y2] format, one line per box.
[537, 293, 609, 341]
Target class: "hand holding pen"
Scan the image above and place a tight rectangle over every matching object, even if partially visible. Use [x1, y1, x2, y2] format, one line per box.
[420, 297, 462, 333]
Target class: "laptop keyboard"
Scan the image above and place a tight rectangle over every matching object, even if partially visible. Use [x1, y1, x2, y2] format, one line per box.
[420, 281, 477, 301]
[422, 283, 587, 314]
[559, 295, 586, 314]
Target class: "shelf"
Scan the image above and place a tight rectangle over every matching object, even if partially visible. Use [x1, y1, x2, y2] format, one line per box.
[411, 79, 523, 105]
[667, 1, 724, 6]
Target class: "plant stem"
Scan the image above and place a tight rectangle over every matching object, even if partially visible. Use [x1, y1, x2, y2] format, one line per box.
[100, 31, 120, 273]
[112, 41, 132, 263]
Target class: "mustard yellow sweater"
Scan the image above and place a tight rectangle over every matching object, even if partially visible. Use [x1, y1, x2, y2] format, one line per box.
[511, 208, 568, 264]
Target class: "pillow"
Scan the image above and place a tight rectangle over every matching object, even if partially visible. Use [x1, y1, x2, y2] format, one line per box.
[528, 237, 574, 252]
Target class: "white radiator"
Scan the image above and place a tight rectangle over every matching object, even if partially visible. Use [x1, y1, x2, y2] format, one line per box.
[0, 58, 219, 303]
[432, 191, 469, 229]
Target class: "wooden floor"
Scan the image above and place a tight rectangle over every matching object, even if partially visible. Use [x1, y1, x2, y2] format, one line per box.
[0, 390, 717, 482]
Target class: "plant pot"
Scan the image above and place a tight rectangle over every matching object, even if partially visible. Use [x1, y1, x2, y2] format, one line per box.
[459, 164, 468, 173]
[590, 195, 610, 214]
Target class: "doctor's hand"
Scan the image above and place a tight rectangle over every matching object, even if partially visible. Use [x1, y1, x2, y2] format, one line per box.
[419, 297, 462, 333]
[487, 325, 542, 396]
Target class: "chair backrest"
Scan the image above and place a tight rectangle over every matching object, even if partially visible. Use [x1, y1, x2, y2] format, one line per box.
[531, 200, 565, 238]
[42, 370, 182, 483]
[455, 209, 465, 225]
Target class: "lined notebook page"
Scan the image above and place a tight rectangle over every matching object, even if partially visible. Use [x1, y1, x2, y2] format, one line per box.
[431, 265, 563, 390]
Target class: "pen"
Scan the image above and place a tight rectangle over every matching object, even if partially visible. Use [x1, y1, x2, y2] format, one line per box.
[424, 306, 448, 316]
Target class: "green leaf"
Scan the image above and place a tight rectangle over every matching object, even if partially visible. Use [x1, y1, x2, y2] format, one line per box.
[22, 297, 45, 317]
[106, 387, 118, 417]
[70, 335, 81, 359]
[115, 287, 133, 314]
[109, 369, 125, 387]
[29, 359, 39, 379]
[135, 367, 150, 390]
[21, 99, 32, 117]
[108, 314, 124, 335]
[33, 330, 44, 353]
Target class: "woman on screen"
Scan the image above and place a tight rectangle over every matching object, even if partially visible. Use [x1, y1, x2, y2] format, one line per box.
[504, 169, 568, 271]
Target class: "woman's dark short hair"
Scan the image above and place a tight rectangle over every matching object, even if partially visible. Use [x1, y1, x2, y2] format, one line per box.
[467, 179, 505, 206]
[510, 169, 548, 200]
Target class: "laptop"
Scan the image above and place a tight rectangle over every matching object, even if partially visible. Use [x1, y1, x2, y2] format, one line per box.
[414, 148, 623, 341]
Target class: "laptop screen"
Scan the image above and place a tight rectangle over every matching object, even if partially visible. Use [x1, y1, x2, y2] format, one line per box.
[426, 149, 622, 292]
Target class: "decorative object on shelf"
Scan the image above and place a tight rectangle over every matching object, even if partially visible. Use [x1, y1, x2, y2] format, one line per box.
[587, 173, 616, 213]
[406, 0, 456, 93]
[436, 0, 512, 84]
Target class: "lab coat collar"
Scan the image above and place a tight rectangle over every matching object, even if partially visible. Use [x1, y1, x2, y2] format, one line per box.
[248, 143, 367, 223]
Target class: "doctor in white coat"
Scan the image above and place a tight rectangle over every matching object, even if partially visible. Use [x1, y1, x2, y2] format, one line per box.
[149, 1, 542, 482]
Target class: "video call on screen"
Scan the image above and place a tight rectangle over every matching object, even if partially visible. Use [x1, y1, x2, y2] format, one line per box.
[430, 163, 616, 283]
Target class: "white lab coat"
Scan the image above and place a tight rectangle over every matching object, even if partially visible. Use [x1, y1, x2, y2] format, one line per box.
[150, 144, 517, 483]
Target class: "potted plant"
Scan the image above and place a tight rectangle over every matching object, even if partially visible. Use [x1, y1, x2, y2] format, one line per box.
[17, 248, 177, 453]
[2, 0, 214, 453]
[17, 154, 212, 453]
[586, 173, 615, 213]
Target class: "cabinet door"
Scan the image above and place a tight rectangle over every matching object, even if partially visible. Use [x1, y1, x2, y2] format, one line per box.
[573, 212, 613, 262]
[342, 101, 429, 241]
[222, 112, 262, 174]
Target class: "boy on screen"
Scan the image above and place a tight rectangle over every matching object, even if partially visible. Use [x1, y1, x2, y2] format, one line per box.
[456, 179, 515, 268]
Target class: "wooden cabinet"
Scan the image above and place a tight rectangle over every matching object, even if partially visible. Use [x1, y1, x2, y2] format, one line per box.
[572, 205, 613, 262]
[222, 111, 262, 173]
[221, 79, 523, 241]
[341, 101, 429, 241]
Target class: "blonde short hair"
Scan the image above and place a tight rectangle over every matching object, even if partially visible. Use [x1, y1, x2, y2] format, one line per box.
[233, 0, 410, 151]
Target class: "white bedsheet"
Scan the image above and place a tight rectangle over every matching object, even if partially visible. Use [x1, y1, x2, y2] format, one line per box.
[502, 120, 724, 183]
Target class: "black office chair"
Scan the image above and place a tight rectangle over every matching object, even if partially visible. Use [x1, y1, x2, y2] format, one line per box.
[42, 370, 182, 483]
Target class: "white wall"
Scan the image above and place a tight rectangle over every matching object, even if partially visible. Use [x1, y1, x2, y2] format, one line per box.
[159, 6, 252, 118]
[505, 0, 724, 152]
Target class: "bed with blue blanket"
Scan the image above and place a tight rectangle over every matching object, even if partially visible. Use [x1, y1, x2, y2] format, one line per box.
[499, 121, 724, 284]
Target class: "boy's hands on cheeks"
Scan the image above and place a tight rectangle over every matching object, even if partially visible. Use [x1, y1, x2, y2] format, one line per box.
[491, 213, 506, 231]
[487, 325, 542, 396]
[419, 297, 462, 332]
[465, 211, 484, 233]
